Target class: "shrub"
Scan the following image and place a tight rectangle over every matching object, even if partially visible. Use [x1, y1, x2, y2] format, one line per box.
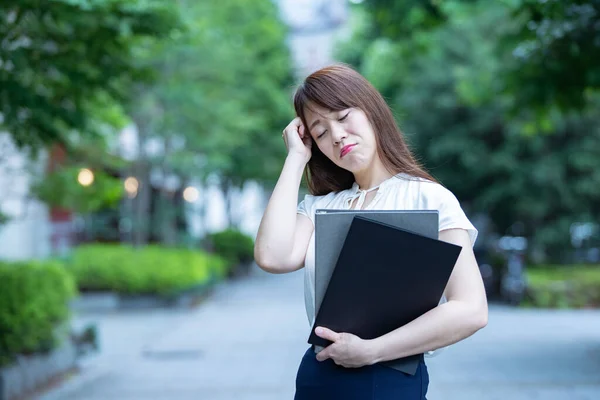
[206, 228, 255, 267]
[0, 260, 76, 367]
[66, 244, 227, 296]
[524, 265, 600, 308]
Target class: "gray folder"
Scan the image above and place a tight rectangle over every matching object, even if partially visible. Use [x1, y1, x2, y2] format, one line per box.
[314, 209, 439, 374]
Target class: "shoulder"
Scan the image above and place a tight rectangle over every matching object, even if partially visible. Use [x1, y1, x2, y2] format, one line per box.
[390, 176, 478, 245]
[414, 180, 461, 208]
[297, 190, 348, 220]
[386, 174, 457, 208]
[299, 190, 341, 209]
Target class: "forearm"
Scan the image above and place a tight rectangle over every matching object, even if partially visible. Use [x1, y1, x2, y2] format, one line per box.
[254, 155, 306, 270]
[370, 300, 487, 364]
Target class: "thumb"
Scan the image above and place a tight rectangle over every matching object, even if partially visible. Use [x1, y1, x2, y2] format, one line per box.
[315, 326, 340, 342]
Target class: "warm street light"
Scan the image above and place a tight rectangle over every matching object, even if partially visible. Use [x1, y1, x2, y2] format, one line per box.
[124, 177, 139, 198]
[183, 186, 199, 203]
[77, 168, 94, 186]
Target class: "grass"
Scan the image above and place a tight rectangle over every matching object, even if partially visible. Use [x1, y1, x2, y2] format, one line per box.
[523, 264, 600, 309]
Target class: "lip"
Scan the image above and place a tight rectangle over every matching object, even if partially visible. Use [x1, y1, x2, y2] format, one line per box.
[340, 144, 356, 158]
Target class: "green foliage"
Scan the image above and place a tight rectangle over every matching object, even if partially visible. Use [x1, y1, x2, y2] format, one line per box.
[66, 244, 228, 296]
[502, 0, 600, 112]
[363, 0, 451, 39]
[206, 228, 255, 267]
[524, 265, 600, 308]
[358, 0, 600, 116]
[130, 0, 294, 186]
[0, 0, 181, 152]
[0, 260, 76, 367]
[0, 210, 9, 226]
[341, 2, 600, 258]
[31, 166, 124, 214]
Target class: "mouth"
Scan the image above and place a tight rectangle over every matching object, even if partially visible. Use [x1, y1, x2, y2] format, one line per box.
[340, 144, 356, 158]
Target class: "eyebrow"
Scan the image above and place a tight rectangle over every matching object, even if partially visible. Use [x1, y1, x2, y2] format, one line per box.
[307, 107, 345, 131]
[309, 119, 321, 131]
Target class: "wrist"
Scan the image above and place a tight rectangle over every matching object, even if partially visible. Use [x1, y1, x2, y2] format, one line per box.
[285, 153, 309, 168]
[365, 338, 385, 365]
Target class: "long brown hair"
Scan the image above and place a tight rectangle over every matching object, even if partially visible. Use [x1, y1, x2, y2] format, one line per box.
[293, 64, 436, 195]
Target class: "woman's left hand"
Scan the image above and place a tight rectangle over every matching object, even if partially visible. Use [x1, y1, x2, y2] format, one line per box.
[314, 326, 377, 368]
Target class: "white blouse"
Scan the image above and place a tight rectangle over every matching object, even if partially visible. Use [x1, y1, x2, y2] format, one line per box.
[296, 173, 478, 328]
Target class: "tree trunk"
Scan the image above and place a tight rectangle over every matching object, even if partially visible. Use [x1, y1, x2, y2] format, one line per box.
[221, 179, 237, 228]
[157, 138, 178, 246]
[130, 112, 152, 247]
[133, 160, 151, 247]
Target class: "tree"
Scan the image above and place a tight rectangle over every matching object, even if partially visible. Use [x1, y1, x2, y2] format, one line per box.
[339, 1, 600, 261]
[502, 0, 600, 112]
[358, 0, 600, 115]
[126, 0, 293, 242]
[0, 0, 180, 153]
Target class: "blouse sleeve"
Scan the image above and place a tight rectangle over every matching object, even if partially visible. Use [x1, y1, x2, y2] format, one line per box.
[422, 183, 478, 358]
[431, 184, 478, 247]
[297, 194, 316, 223]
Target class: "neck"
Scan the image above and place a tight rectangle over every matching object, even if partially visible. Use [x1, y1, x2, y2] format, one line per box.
[353, 158, 393, 191]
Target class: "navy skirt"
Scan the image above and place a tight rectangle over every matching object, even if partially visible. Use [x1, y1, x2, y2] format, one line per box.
[294, 347, 429, 400]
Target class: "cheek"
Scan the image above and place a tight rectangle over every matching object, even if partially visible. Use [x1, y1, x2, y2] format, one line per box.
[316, 142, 333, 157]
[359, 126, 376, 145]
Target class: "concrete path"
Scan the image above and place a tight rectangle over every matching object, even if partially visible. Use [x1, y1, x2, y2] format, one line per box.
[38, 266, 600, 400]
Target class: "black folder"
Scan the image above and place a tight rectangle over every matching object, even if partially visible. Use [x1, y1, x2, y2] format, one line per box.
[308, 216, 462, 373]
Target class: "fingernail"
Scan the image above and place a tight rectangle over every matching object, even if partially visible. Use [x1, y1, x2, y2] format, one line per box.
[315, 327, 322, 334]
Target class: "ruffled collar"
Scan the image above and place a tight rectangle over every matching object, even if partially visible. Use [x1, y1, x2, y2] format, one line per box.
[349, 173, 409, 194]
[346, 173, 409, 210]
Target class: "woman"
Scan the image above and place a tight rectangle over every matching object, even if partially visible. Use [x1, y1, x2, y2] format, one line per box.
[254, 64, 488, 399]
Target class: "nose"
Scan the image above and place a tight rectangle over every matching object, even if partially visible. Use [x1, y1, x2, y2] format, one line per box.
[330, 123, 347, 145]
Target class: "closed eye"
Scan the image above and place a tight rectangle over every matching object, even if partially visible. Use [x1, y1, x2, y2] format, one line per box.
[338, 111, 350, 122]
[317, 130, 328, 139]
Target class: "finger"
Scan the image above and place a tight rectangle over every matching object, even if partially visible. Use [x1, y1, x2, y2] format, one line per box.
[283, 125, 299, 140]
[315, 348, 331, 362]
[286, 117, 302, 133]
[315, 326, 341, 342]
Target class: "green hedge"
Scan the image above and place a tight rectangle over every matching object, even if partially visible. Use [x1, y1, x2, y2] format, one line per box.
[524, 265, 600, 309]
[206, 228, 254, 266]
[0, 261, 76, 367]
[66, 244, 228, 297]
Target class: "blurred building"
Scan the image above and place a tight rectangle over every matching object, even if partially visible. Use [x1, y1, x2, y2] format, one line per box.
[0, 133, 52, 260]
[115, 125, 265, 242]
[276, 0, 350, 77]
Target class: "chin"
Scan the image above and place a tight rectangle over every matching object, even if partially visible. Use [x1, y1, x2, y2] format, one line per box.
[339, 159, 368, 174]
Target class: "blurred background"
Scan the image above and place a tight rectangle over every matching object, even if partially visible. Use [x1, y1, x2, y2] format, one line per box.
[0, 0, 598, 399]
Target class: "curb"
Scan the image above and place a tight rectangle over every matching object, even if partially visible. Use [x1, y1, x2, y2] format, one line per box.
[35, 355, 108, 400]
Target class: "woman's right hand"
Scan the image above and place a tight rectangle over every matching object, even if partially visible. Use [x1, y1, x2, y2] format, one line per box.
[282, 117, 312, 164]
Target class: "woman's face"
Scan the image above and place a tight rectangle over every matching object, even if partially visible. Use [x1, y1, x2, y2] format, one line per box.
[303, 103, 378, 174]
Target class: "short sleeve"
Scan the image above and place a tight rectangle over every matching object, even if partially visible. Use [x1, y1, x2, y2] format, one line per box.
[297, 194, 316, 222]
[431, 184, 478, 247]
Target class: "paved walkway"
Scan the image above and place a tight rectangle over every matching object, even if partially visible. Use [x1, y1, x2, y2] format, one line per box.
[38, 266, 600, 400]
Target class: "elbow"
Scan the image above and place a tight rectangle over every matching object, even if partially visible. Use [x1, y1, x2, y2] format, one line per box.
[255, 258, 285, 274]
[471, 304, 488, 332]
[253, 247, 274, 273]
[253, 247, 295, 274]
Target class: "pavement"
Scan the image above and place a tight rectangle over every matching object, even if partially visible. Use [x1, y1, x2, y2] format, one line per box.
[37, 265, 600, 400]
